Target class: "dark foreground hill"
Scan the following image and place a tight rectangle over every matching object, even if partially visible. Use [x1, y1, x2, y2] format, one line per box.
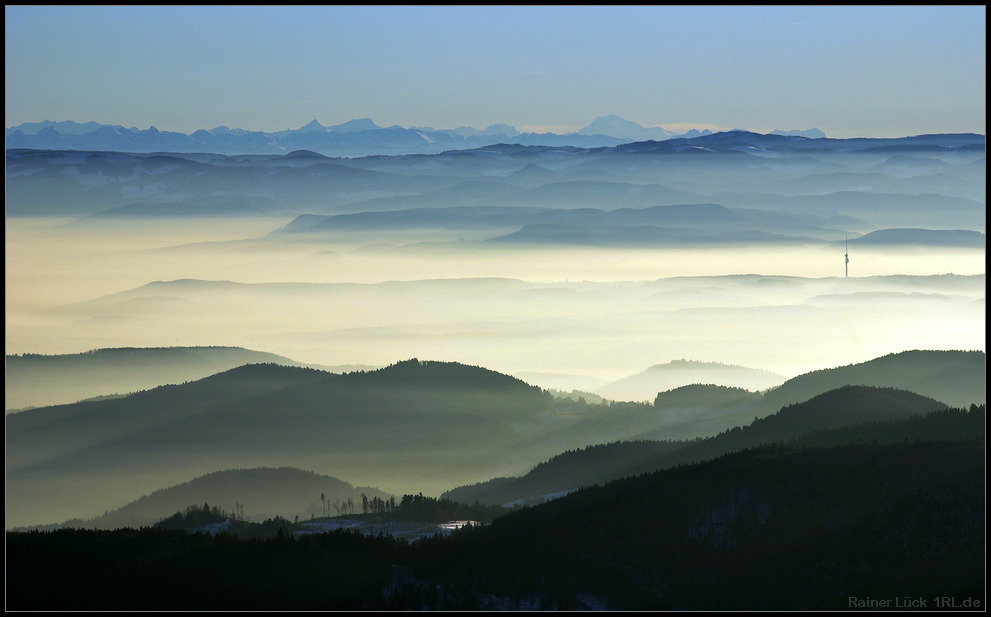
[431, 437, 985, 610]
[6, 423, 984, 610]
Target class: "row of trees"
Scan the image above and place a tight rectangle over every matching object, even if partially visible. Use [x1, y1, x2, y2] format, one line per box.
[362, 493, 397, 514]
[320, 493, 358, 517]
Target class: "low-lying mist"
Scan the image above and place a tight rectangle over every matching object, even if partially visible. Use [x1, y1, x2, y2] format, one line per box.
[5, 216, 985, 388]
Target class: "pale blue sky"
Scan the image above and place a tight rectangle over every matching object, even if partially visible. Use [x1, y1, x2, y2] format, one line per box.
[5, 5, 986, 138]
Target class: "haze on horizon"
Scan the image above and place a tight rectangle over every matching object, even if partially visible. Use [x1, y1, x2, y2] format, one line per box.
[4, 5, 986, 139]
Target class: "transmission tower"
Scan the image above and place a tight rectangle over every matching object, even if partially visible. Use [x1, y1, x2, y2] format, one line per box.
[845, 235, 849, 278]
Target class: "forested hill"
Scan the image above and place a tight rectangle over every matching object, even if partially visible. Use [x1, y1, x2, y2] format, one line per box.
[653, 384, 757, 409]
[759, 349, 986, 411]
[345, 358, 544, 394]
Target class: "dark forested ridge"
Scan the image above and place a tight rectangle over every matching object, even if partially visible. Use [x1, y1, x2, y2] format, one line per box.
[7, 418, 984, 610]
[435, 437, 985, 610]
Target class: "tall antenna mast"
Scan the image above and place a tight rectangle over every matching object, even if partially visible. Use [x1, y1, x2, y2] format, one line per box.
[844, 235, 849, 278]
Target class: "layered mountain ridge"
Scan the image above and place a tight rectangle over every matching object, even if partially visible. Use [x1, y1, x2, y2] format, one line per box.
[5, 116, 833, 157]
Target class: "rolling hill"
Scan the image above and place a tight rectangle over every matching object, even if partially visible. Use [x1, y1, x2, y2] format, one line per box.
[5, 346, 309, 411]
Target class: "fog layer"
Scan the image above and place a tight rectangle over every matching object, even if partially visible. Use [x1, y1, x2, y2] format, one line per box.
[6, 217, 985, 388]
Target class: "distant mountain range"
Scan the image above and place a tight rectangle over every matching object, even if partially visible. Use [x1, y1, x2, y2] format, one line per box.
[7, 131, 984, 237]
[4, 115, 826, 157]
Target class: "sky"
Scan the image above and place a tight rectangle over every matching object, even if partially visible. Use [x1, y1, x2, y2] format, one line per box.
[4, 5, 987, 138]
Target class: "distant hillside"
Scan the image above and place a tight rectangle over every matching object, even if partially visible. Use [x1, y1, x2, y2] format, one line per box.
[759, 349, 986, 411]
[851, 228, 986, 246]
[5, 346, 309, 411]
[444, 385, 954, 506]
[51, 467, 392, 530]
[597, 360, 785, 402]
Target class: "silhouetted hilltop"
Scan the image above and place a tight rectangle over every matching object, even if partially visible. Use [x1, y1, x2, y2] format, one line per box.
[347, 358, 543, 395]
[653, 384, 757, 409]
[192, 362, 335, 390]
